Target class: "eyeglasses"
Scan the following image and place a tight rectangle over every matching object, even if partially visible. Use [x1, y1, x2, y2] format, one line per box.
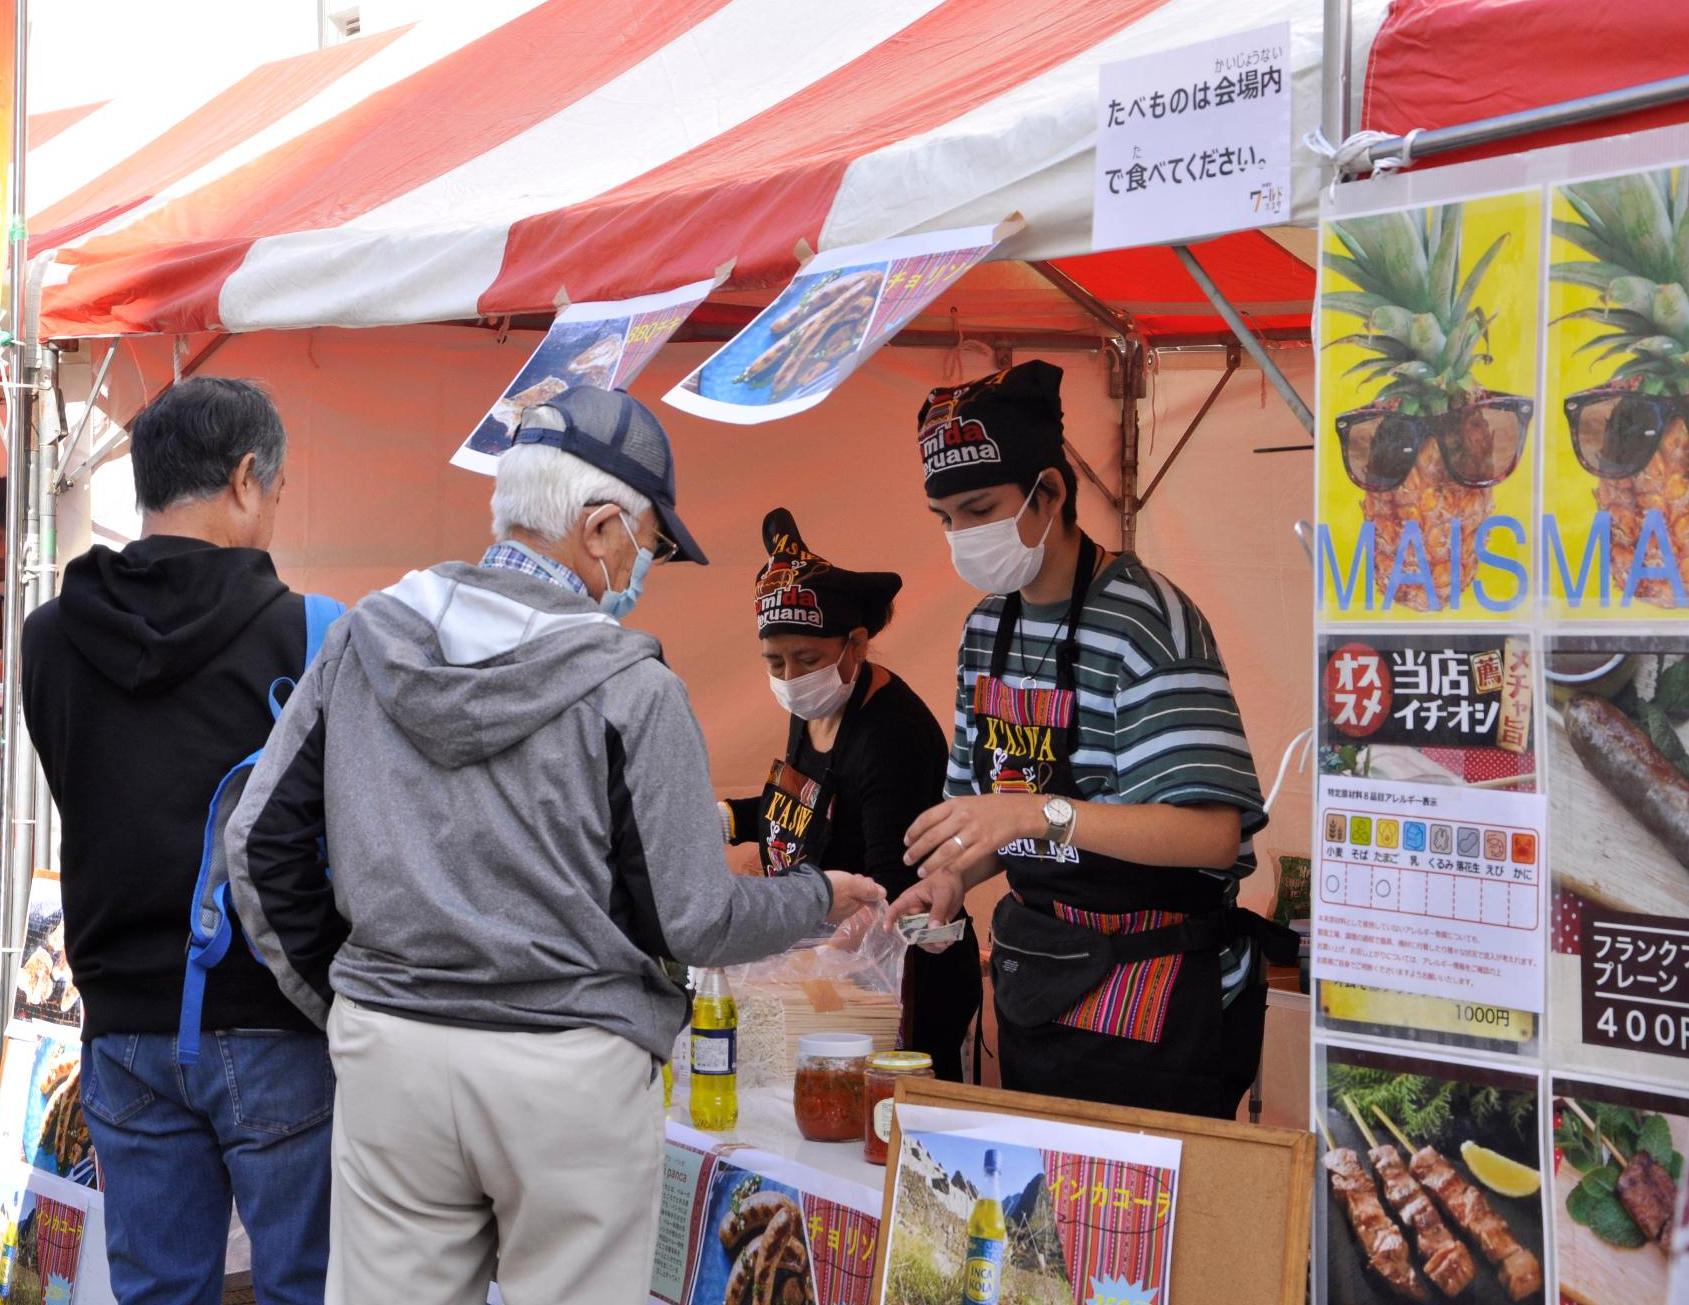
[1332, 394, 1533, 491]
[1563, 387, 1687, 479]
[585, 500, 677, 564]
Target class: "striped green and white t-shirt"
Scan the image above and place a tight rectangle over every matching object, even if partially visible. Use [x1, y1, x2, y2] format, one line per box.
[946, 551, 1268, 1001]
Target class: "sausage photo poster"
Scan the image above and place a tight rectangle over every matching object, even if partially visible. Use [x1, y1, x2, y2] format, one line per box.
[664, 220, 1020, 427]
[9, 871, 81, 1037]
[450, 273, 722, 475]
[1545, 636, 1689, 1083]
[1316, 127, 1689, 1305]
[650, 1123, 882, 1305]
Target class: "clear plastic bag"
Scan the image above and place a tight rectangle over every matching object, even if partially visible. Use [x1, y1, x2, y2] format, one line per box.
[727, 901, 907, 995]
[724, 903, 909, 1087]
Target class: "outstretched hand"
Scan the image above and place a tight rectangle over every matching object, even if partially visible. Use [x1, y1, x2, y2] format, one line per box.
[902, 794, 1042, 878]
[884, 871, 967, 953]
[823, 871, 886, 926]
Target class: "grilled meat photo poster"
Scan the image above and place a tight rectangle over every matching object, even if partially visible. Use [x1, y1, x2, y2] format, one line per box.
[650, 1123, 882, 1305]
[450, 273, 722, 474]
[1545, 637, 1689, 1087]
[664, 219, 1020, 427]
[1317, 129, 1689, 1305]
[1318, 1044, 1545, 1305]
[1550, 1079, 1686, 1305]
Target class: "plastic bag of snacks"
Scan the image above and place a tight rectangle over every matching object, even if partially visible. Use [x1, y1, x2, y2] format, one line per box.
[727, 901, 908, 1087]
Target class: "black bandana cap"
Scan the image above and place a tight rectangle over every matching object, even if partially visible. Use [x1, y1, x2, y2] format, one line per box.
[754, 508, 901, 638]
[916, 359, 1065, 499]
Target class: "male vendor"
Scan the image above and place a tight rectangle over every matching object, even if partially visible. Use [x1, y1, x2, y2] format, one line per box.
[891, 360, 1290, 1118]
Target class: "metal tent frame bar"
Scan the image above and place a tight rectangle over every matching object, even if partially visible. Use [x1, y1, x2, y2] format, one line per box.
[1324, 0, 1689, 176]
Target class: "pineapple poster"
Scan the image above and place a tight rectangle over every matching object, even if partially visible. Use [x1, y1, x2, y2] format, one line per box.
[1318, 191, 1542, 621]
[1546, 167, 1689, 618]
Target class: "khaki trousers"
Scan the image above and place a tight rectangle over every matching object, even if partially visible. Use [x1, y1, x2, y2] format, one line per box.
[326, 998, 664, 1305]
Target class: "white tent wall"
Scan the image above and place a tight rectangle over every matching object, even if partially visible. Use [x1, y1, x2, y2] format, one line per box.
[52, 326, 1316, 903]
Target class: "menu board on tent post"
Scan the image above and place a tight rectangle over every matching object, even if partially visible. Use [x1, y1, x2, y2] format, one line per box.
[1313, 121, 1689, 1305]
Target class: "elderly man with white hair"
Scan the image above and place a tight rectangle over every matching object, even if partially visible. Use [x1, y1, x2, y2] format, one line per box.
[225, 387, 884, 1305]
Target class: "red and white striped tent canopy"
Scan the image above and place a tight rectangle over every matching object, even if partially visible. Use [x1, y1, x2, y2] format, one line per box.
[26, 0, 1389, 344]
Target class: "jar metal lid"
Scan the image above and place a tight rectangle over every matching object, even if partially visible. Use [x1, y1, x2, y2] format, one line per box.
[867, 1051, 933, 1072]
[797, 1032, 874, 1059]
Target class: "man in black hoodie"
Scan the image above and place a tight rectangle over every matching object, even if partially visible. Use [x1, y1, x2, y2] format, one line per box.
[22, 378, 330, 1305]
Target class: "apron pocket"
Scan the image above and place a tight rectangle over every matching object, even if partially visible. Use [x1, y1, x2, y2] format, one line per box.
[989, 896, 1117, 1029]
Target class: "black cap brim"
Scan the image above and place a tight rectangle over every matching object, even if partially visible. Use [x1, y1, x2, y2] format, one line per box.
[655, 499, 709, 565]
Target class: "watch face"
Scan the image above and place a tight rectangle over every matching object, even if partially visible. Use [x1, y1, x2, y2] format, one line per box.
[1044, 797, 1074, 823]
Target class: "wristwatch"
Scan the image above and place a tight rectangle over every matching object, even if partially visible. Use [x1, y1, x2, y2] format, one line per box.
[1041, 796, 1077, 847]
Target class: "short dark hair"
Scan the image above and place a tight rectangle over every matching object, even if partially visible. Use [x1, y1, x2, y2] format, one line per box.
[130, 377, 286, 513]
[1020, 457, 1079, 527]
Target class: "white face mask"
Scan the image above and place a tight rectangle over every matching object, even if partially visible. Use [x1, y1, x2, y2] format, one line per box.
[769, 655, 858, 721]
[946, 482, 1052, 593]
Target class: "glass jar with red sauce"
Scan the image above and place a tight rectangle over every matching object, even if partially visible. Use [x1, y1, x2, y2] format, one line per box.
[793, 1033, 871, 1142]
[863, 1051, 933, 1164]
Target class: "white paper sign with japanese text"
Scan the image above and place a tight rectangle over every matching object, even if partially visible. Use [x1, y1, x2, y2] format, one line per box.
[1314, 774, 1549, 1014]
[1092, 21, 1292, 252]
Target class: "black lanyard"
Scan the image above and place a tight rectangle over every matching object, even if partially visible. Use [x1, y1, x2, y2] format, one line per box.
[783, 660, 872, 782]
[986, 534, 1098, 759]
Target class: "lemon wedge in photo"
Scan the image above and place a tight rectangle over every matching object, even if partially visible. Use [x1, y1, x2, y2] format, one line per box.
[1460, 1141, 1541, 1197]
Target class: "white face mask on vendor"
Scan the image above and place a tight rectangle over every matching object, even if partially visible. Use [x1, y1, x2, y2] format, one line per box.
[769, 656, 859, 720]
[946, 481, 1052, 594]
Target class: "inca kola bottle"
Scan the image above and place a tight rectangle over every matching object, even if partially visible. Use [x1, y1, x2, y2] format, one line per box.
[688, 968, 738, 1131]
[963, 1148, 1007, 1305]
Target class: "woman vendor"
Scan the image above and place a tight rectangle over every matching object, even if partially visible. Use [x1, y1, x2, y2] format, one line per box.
[890, 361, 1296, 1118]
[722, 509, 982, 1081]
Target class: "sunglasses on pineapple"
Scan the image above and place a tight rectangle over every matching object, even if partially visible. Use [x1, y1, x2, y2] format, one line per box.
[1563, 387, 1688, 480]
[1332, 395, 1533, 492]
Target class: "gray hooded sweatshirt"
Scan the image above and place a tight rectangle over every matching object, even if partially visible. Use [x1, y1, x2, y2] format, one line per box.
[224, 561, 832, 1059]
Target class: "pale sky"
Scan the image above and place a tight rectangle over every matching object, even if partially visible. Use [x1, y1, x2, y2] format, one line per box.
[28, 0, 461, 113]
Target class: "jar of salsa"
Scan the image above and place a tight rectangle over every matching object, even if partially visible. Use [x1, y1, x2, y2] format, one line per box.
[793, 1034, 871, 1142]
[863, 1051, 933, 1165]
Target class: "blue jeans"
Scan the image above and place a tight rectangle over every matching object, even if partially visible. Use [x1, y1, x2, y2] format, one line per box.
[79, 1031, 333, 1305]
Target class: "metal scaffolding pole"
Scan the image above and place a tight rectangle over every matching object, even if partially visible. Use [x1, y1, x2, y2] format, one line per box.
[1171, 244, 1314, 435]
[30, 346, 55, 873]
[0, 0, 29, 987]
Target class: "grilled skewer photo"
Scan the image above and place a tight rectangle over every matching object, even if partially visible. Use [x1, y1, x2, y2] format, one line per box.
[1345, 1098, 1478, 1298]
[1321, 1118, 1433, 1303]
[1563, 1099, 1678, 1248]
[1376, 1108, 1543, 1302]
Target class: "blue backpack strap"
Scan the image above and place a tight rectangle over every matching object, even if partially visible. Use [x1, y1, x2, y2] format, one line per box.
[179, 749, 262, 1065]
[180, 595, 346, 1064]
[263, 596, 347, 722]
[303, 593, 346, 667]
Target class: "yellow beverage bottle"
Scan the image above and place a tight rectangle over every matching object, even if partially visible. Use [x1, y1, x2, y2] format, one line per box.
[689, 968, 738, 1131]
[662, 1060, 674, 1109]
[962, 1148, 1006, 1305]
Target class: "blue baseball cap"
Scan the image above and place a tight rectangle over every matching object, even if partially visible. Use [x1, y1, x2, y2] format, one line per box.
[510, 387, 708, 565]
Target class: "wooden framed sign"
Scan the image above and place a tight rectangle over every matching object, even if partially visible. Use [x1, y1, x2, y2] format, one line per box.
[870, 1080, 1313, 1305]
